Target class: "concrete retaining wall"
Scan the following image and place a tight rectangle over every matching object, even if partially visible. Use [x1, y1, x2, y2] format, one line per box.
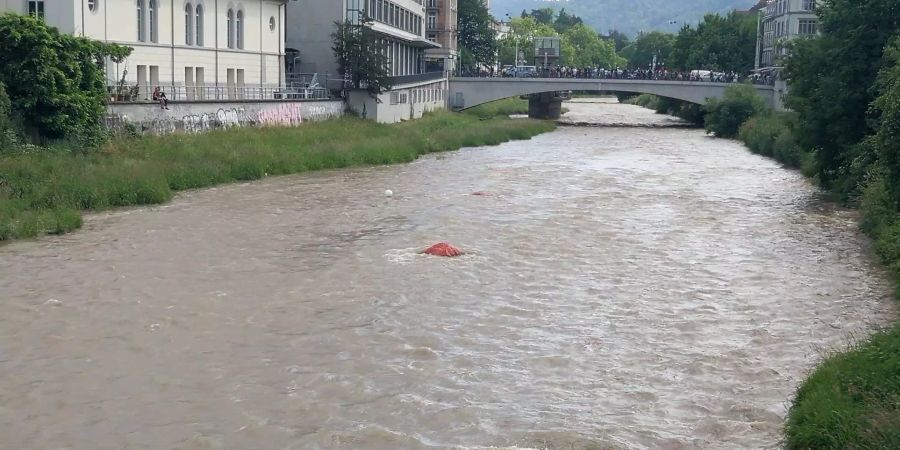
[106, 100, 344, 135]
[347, 78, 449, 123]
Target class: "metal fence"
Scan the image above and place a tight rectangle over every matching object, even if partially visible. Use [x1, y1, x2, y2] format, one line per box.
[107, 84, 331, 104]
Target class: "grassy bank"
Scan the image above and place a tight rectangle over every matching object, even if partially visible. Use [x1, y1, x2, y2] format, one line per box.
[0, 111, 554, 241]
[726, 99, 899, 449]
[463, 97, 529, 119]
[623, 94, 705, 126]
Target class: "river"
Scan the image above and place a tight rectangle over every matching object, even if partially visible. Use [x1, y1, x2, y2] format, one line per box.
[0, 99, 894, 449]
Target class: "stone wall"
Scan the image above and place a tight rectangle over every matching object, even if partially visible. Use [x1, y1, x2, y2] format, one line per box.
[106, 100, 344, 135]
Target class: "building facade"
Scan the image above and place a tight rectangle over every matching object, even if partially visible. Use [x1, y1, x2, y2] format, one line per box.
[286, 0, 436, 80]
[286, 0, 447, 123]
[755, 0, 818, 70]
[0, 0, 288, 100]
[424, 0, 457, 72]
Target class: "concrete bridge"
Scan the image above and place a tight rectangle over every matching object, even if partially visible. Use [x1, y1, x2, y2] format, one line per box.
[448, 78, 786, 119]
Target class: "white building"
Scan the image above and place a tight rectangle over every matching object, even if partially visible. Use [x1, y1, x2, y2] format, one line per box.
[756, 0, 818, 70]
[286, 0, 448, 123]
[286, 0, 437, 79]
[0, 0, 288, 100]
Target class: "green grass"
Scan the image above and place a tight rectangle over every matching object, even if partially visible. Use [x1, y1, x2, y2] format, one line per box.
[785, 324, 900, 449]
[0, 112, 554, 241]
[462, 97, 529, 119]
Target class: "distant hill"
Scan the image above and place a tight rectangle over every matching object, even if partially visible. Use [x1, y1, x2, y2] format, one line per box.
[490, 0, 758, 36]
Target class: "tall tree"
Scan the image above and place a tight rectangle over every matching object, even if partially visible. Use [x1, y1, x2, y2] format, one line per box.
[458, 0, 497, 68]
[332, 19, 392, 98]
[561, 24, 626, 68]
[603, 29, 632, 52]
[668, 12, 757, 73]
[554, 8, 584, 34]
[527, 8, 556, 26]
[620, 31, 674, 69]
[785, 0, 900, 191]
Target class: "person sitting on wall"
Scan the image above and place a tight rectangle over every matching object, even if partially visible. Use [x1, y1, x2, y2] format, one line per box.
[152, 86, 170, 110]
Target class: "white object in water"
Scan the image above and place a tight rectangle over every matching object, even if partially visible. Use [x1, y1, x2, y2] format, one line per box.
[384, 189, 394, 197]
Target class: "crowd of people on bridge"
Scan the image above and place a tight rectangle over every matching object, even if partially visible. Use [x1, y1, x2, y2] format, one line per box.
[458, 66, 778, 86]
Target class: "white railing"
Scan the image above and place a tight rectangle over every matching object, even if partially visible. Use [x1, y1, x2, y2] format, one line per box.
[107, 85, 331, 103]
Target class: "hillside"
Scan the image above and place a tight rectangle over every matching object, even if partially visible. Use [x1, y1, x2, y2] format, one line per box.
[490, 0, 758, 36]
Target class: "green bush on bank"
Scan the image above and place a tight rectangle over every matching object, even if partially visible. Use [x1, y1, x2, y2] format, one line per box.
[738, 112, 815, 175]
[625, 94, 704, 126]
[462, 97, 529, 119]
[0, 112, 554, 241]
[704, 84, 769, 138]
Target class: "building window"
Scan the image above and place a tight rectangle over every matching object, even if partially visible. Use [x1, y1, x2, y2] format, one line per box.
[346, 0, 362, 25]
[196, 5, 203, 46]
[28, 0, 45, 19]
[427, 11, 436, 29]
[802, 0, 816, 11]
[185, 4, 193, 45]
[427, 32, 436, 42]
[236, 10, 244, 49]
[88, 0, 96, 12]
[798, 19, 817, 35]
[226, 9, 234, 48]
[148, 0, 157, 43]
[136, 0, 145, 41]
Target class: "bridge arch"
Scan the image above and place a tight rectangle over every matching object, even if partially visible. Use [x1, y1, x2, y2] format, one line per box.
[448, 78, 778, 111]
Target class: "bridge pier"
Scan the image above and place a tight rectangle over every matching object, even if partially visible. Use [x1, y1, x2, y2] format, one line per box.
[527, 92, 564, 120]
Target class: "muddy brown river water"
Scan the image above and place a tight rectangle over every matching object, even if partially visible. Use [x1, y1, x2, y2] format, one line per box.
[0, 99, 895, 449]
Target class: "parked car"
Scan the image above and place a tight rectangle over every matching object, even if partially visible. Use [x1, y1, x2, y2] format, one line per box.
[514, 66, 538, 78]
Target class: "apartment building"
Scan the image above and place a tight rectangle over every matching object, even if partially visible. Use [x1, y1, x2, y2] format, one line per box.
[286, 0, 447, 123]
[424, 0, 457, 72]
[0, 0, 288, 100]
[755, 0, 818, 70]
[286, 0, 437, 79]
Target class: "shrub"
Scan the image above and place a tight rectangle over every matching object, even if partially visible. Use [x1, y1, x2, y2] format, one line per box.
[704, 84, 769, 138]
[0, 13, 131, 146]
[463, 97, 529, 119]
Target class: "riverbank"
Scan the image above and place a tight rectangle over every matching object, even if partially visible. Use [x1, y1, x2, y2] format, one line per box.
[0, 111, 554, 242]
[628, 90, 899, 447]
[737, 111, 900, 449]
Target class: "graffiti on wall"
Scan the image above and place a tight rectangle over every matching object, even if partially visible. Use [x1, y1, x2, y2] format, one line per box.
[106, 102, 343, 136]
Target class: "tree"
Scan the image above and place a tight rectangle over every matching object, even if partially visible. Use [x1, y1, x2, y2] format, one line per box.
[785, 0, 900, 191]
[526, 8, 555, 26]
[703, 84, 769, 138]
[553, 8, 583, 34]
[561, 24, 626, 68]
[872, 38, 900, 206]
[620, 31, 674, 69]
[603, 29, 632, 52]
[0, 13, 131, 145]
[458, 0, 497, 69]
[332, 19, 392, 99]
[497, 16, 556, 66]
[668, 12, 757, 73]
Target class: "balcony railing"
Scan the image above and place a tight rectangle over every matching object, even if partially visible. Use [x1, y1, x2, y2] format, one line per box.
[107, 85, 331, 103]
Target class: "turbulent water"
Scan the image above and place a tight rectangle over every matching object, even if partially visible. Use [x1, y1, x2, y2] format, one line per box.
[0, 99, 895, 450]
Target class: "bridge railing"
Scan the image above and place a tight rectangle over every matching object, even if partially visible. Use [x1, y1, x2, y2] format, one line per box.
[455, 69, 777, 86]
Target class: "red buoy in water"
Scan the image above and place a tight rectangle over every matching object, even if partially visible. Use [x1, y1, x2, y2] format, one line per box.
[423, 242, 463, 257]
